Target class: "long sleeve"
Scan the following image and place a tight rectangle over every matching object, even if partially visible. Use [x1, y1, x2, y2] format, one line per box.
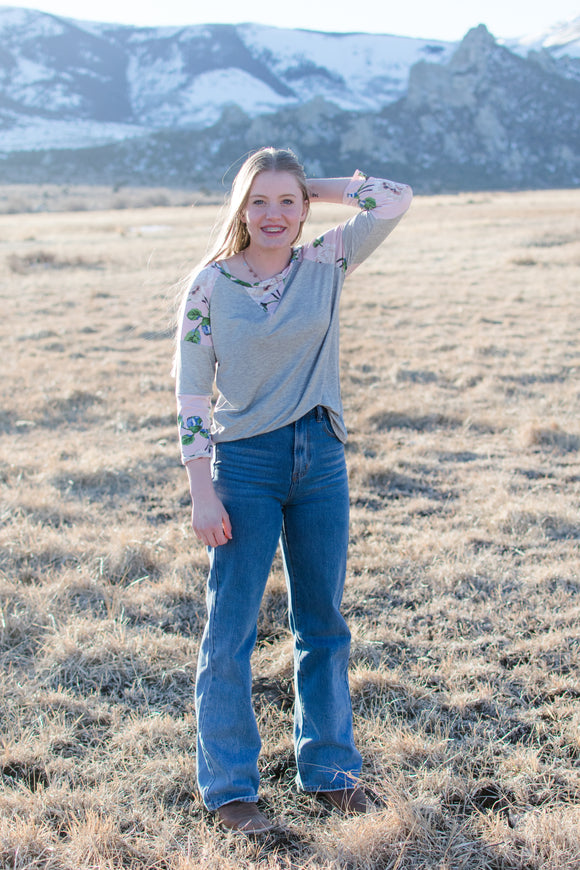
[174, 267, 218, 463]
[303, 170, 412, 277]
[343, 170, 412, 220]
[176, 395, 213, 460]
[341, 171, 412, 276]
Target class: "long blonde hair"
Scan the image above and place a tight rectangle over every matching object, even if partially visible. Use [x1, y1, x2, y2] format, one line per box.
[202, 147, 310, 266]
[172, 147, 310, 375]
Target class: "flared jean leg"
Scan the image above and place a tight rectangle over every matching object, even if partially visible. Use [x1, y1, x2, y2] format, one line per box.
[280, 413, 362, 792]
[194, 410, 361, 809]
[195, 437, 287, 811]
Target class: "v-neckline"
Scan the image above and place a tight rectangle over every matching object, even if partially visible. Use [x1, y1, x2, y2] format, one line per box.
[214, 248, 302, 313]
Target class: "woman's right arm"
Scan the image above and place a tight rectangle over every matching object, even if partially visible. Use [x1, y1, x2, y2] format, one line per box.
[176, 268, 231, 547]
[186, 458, 232, 547]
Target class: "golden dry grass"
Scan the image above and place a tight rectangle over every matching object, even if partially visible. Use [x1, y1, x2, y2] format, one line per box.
[0, 187, 579, 869]
[0, 184, 217, 215]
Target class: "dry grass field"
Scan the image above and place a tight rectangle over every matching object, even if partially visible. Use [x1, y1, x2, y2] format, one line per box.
[0, 185, 216, 215]
[0, 185, 579, 869]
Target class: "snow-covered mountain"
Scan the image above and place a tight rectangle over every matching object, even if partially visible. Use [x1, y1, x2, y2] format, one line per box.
[506, 15, 580, 59]
[0, 7, 455, 150]
[0, 7, 579, 191]
[504, 15, 580, 82]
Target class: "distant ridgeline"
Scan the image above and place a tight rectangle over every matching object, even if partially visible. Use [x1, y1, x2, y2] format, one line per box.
[0, 8, 579, 192]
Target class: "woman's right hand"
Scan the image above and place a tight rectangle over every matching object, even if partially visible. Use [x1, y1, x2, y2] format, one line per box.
[186, 457, 232, 548]
[191, 490, 232, 548]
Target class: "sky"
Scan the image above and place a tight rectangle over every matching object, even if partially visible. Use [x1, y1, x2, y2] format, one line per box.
[2, 0, 579, 41]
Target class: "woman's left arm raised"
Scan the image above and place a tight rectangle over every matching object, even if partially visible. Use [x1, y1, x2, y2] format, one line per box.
[307, 178, 352, 204]
[308, 172, 412, 220]
[303, 172, 412, 276]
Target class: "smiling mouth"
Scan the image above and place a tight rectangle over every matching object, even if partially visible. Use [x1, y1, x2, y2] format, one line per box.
[261, 226, 286, 234]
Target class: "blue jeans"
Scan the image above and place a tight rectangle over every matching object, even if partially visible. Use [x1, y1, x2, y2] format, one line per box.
[195, 406, 362, 810]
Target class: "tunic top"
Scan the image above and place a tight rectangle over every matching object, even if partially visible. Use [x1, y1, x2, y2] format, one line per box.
[175, 171, 412, 464]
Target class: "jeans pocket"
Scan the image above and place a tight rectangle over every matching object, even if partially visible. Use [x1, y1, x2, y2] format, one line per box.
[317, 406, 339, 440]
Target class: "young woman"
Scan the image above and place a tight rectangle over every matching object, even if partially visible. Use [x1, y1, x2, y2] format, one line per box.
[175, 148, 412, 834]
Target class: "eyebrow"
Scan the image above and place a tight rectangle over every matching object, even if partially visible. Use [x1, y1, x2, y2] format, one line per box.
[250, 192, 298, 198]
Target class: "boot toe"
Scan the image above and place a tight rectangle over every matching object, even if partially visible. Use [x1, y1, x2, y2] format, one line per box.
[216, 800, 276, 835]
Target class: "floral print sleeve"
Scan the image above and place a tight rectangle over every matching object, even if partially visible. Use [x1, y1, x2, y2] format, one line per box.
[343, 170, 412, 220]
[175, 267, 217, 463]
[177, 394, 213, 460]
[179, 273, 214, 348]
[303, 170, 412, 278]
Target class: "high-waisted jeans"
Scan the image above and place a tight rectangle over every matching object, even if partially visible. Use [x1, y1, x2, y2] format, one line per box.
[195, 406, 362, 811]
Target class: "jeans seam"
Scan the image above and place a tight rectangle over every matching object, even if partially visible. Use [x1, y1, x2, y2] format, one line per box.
[197, 553, 218, 795]
[281, 520, 308, 786]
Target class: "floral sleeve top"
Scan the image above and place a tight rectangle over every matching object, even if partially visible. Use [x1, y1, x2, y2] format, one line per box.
[175, 171, 412, 463]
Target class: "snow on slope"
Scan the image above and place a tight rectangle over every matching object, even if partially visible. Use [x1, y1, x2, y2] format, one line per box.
[239, 24, 454, 110]
[504, 16, 580, 58]
[0, 4, 60, 34]
[129, 66, 293, 127]
[0, 118, 148, 152]
[0, 8, 578, 154]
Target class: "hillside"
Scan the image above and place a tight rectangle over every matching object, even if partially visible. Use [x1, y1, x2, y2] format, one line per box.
[0, 8, 579, 191]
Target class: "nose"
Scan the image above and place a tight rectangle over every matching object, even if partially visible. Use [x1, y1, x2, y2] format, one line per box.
[265, 201, 281, 219]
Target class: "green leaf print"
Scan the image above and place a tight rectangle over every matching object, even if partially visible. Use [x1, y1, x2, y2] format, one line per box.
[184, 329, 201, 344]
[360, 197, 377, 211]
[220, 266, 253, 287]
[313, 236, 324, 247]
[179, 413, 211, 446]
[187, 307, 202, 320]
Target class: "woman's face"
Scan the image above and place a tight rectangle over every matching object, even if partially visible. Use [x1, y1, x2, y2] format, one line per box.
[242, 171, 308, 252]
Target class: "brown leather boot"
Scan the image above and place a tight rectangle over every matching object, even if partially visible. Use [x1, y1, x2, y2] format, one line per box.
[317, 786, 368, 814]
[215, 800, 276, 834]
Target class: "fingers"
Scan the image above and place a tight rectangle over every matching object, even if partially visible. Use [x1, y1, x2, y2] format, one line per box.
[192, 510, 232, 548]
[193, 525, 227, 548]
[222, 510, 232, 541]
